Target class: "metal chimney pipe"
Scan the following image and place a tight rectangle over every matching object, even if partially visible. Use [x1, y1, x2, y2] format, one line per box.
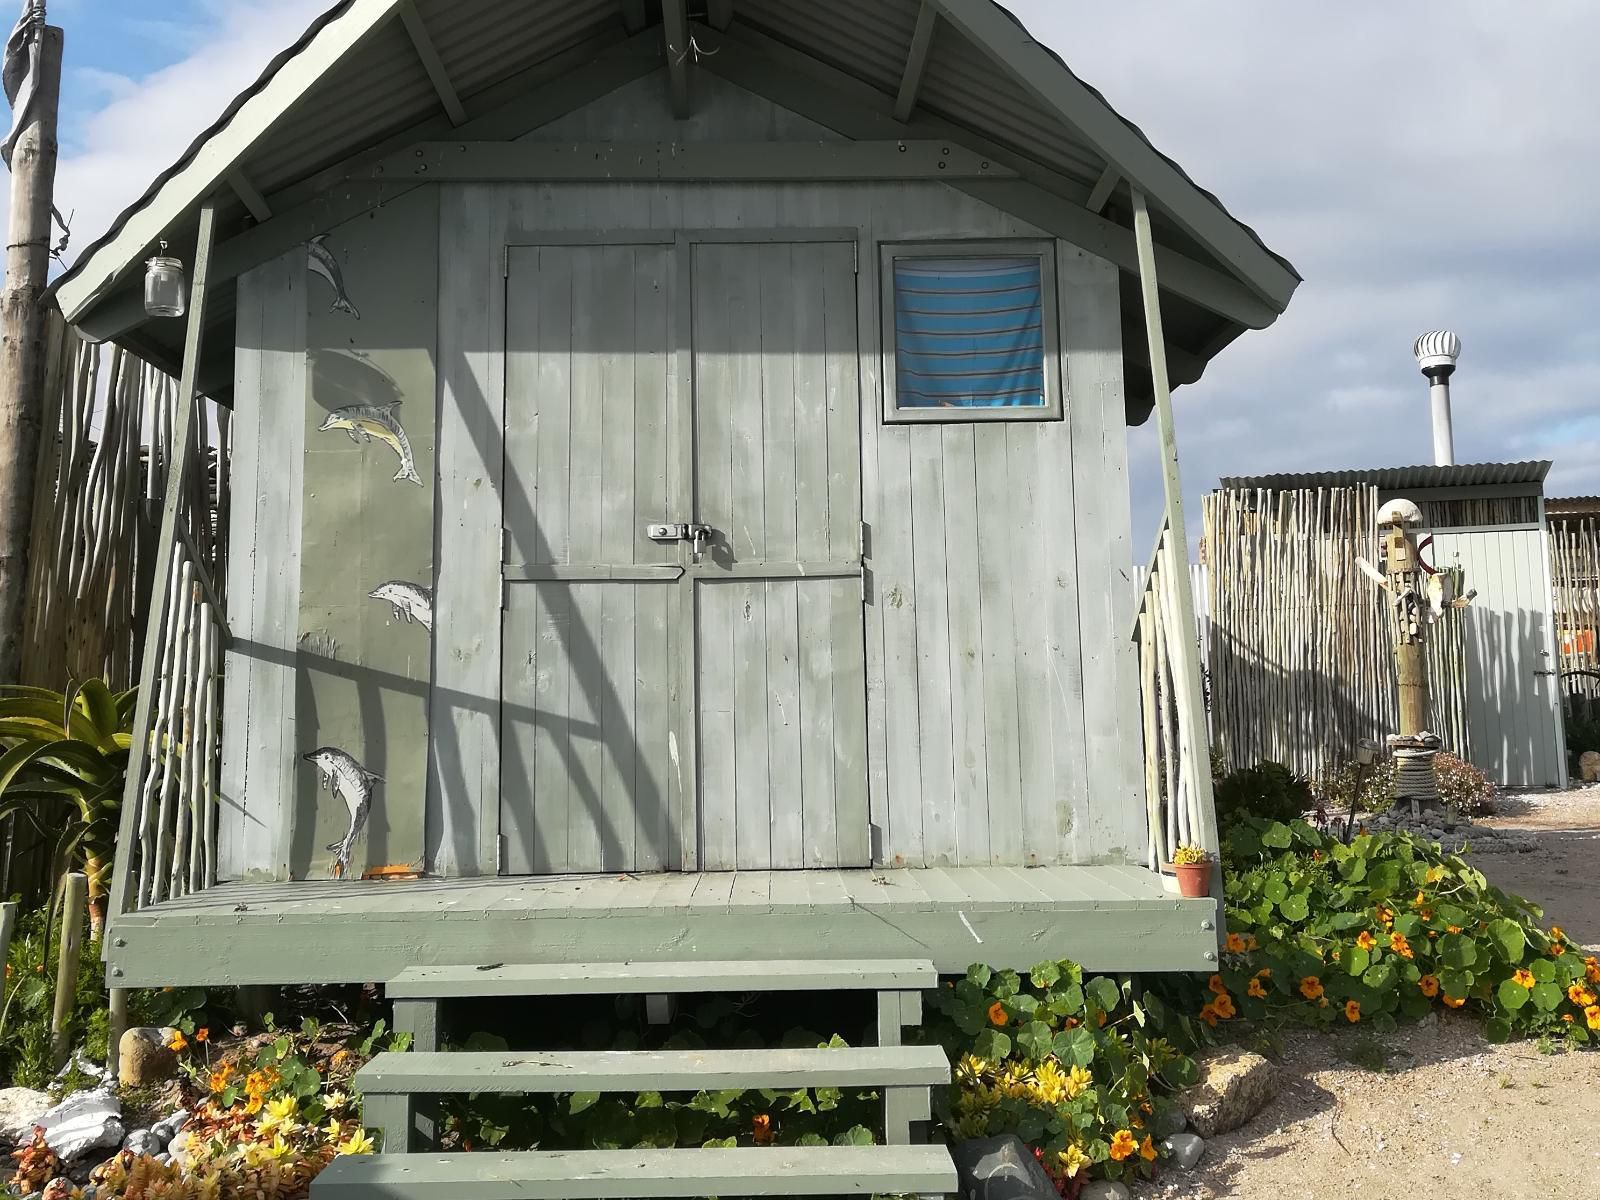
[1413, 331, 1462, 466]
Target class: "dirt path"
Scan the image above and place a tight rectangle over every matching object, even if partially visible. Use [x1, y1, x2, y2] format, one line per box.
[1134, 785, 1600, 1200]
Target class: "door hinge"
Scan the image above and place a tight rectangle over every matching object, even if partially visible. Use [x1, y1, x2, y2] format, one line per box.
[495, 835, 506, 874]
[503, 246, 511, 278]
[852, 241, 860, 275]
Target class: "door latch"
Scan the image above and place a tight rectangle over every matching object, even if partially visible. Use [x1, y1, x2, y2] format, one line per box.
[646, 522, 716, 563]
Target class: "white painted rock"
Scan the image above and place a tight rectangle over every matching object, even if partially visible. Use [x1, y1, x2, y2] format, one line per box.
[1177, 1048, 1282, 1138]
[1079, 1184, 1131, 1200]
[1162, 1131, 1206, 1169]
[35, 1086, 123, 1160]
[121, 1128, 162, 1157]
[117, 1028, 178, 1088]
[167, 1129, 197, 1170]
[0, 1087, 54, 1145]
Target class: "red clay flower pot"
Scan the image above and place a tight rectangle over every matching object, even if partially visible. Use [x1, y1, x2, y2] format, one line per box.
[1174, 861, 1212, 898]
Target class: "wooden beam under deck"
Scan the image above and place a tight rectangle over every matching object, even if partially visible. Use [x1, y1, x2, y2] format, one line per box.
[104, 866, 1217, 987]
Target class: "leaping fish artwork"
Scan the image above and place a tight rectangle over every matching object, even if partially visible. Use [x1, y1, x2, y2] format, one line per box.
[318, 402, 425, 486]
[369, 580, 433, 631]
[305, 234, 361, 319]
[302, 747, 381, 879]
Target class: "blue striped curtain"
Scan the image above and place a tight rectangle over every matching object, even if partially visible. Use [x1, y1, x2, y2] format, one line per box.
[893, 256, 1046, 409]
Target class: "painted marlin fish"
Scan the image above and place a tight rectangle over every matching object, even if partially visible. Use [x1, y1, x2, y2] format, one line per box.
[302, 747, 382, 879]
[318, 402, 424, 486]
[369, 580, 433, 631]
[306, 234, 361, 319]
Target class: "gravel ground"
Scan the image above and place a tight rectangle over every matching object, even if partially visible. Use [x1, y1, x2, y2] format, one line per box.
[1133, 785, 1600, 1200]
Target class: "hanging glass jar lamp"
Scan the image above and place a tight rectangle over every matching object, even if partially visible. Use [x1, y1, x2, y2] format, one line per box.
[144, 241, 187, 318]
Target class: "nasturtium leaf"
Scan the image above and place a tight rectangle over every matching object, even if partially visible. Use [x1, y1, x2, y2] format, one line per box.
[1261, 822, 1292, 849]
[1252, 900, 1274, 925]
[1346, 947, 1370, 977]
[1484, 1018, 1512, 1044]
[1435, 904, 1469, 927]
[1013, 993, 1040, 1015]
[1030, 962, 1062, 989]
[1164, 1055, 1199, 1089]
[1230, 826, 1262, 857]
[1529, 958, 1555, 984]
[1279, 893, 1310, 922]
[1016, 1020, 1054, 1061]
[1330, 911, 1366, 931]
[1362, 963, 1396, 992]
[1366, 862, 1402, 895]
[1438, 935, 1478, 970]
[1393, 914, 1423, 937]
[1439, 969, 1473, 998]
[967, 964, 993, 988]
[1264, 878, 1289, 904]
[834, 1126, 876, 1147]
[1530, 982, 1563, 1012]
[1061, 983, 1085, 1014]
[1053, 1026, 1096, 1067]
[1338, 856, 1368, 883]
[569, 1092, 602, 1115]
[973, 1029, 1011, 1061]
[1495, 979, 1530, 1010]
[1086, 977, 1120, 1013]
[1400, 961, 1421, 984]
[1487, 919, 1526, 963]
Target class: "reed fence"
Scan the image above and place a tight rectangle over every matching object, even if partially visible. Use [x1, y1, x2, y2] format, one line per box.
[1549, 512, 1600, 704]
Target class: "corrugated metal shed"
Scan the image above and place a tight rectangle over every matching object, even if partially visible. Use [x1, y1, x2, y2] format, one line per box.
[1546, 496, 1600, 517]
[1219, 462, 1553, 493]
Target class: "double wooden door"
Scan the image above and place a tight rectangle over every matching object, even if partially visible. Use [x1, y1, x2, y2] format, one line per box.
[500, 235, 869, 875]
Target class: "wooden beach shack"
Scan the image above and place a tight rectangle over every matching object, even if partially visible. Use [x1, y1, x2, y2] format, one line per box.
[50, 1, 1296, 1190]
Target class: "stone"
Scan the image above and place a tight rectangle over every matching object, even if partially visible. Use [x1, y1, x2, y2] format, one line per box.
[117, 1028, 178, 1088]
[34, 1087, 123, 1161]
[40, 1179, 72, 1200]
[0, 1087, 54, 1145]
[1150, 1102, 1188, 1138]
[951, 1135, 1058, 1200]
[1580, 750, 1600, 783]
[1162, 1131, 1206, 1170]
[1078, 1184, 1131, 1200]
[121, 1129, 161, 1157]
[1176, 1048, 1282, 1138]
[167, 1130, 196, 1170]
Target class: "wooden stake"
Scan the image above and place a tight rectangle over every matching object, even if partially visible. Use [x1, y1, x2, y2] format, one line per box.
[0, 25, 63, 682]
[51, 871, 86, 1069]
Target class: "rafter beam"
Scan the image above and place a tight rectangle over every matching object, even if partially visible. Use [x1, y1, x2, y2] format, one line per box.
[227, 167, 273, 223]
[399, 0, 466, 125]
[707, 0, 735, 30]
[894, 2, 938, 121]
[620, 0, 647, 33]
[1085, 165, 1118, 214]
[662, 0, 691, 119]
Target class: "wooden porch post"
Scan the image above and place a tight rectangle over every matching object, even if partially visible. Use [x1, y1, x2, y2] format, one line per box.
[105, 202, 219, 934]
[1130, 189, 1222, 869]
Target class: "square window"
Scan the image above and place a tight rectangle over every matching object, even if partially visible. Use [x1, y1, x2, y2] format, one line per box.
[882, 242, 1060, 423]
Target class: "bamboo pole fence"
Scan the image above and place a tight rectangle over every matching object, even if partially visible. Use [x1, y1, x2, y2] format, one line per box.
[1202, 484, 1471, 783]
[1549, 510, 1600, 712]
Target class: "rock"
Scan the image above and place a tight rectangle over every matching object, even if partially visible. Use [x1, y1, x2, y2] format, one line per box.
[1079, 1184, 1131, 1200]
[40, 1179, 73, 1200]
[117, 1028, 178, 1088]
[951, 1135, 1058, 1200]
[35, 1087, 123, 1161]
[153, 1152, 171, 1166]
[1580, 750, 1600, 783]
[0, 1087, 54, 1145]
[1162, 1131, 1206, 1170]
[167, 1130, 196, 1170]
[1176, 1048, 1282, 1138]
[121, 1128, 161, 1157]
[1151, 1102, 1188, 1138]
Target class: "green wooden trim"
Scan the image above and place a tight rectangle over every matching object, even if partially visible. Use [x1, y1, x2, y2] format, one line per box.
[398, 0, 466, 126]
[671, 233, 697, 873]
[389, 958, 937, 998]
[1085, 165, 1119, 214]
[352, 141, 1013, 184]
[662, 0, 691, 119]
[621, 0, 647, 34]
[106, 201, 218, 929]
[503, 564, 684, 582]
[311, 1145, 958, 1199]
[707, 0, 735, 31]
[391, 999, 439, 1052]
[356, 1046, 950, 1094]
[894, 2, 939, 121]
[686, 562, 863, 580]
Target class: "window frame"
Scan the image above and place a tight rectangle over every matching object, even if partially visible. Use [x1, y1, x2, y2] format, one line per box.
[879, 239, 1064, 425]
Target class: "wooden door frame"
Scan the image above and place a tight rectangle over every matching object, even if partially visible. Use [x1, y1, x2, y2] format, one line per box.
[495, 226, 869, 876]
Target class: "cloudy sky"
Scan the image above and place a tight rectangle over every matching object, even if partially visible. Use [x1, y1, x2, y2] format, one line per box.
[35, 1, 1600, 542]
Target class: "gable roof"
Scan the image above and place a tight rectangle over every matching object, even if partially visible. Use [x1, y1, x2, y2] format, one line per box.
[51, 0, 1299, 412]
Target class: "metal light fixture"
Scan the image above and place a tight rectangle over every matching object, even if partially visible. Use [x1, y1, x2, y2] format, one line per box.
[1413, 330, 1462, 467]
[144, 241, 187, 318]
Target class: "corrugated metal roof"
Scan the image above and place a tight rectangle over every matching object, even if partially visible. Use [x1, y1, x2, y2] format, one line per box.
[1218, 462, 1553, 493]
[1546, 496, 1600, 517]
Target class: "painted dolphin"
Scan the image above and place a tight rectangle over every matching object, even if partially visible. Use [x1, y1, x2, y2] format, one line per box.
[302, 746, 382, 879]
[318, 401, 424, 486]
[306, 235, 361, 319]
[369, 580, 433, 631]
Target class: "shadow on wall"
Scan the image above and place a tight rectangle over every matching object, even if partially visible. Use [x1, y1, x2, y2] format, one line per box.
[1464, 605, 1565, 788]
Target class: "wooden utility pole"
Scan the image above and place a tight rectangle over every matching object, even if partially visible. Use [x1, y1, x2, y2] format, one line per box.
[0, 23, 62, 683]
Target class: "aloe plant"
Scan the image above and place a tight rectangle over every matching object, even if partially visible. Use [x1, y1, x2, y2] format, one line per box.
[0, 681, 136, 939]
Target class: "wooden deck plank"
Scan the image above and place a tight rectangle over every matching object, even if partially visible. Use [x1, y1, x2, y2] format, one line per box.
[356, 1046, 950, 1093]
[311, 1145, 958, 1199]
[729, 870, 772, 910]
[388, 959, 938, 998]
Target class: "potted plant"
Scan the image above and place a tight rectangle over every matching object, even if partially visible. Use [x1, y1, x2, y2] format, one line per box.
[1169, 844, 1214, 898]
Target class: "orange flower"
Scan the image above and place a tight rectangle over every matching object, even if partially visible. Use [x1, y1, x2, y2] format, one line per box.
[1108, 1130, 1138, 1162]
[1562, 1013, 1575, 1024]
[1443, 993, 1466, 1009]
[1586, 1005, 1600, 1032]
[1586, 957, 1600, 985]
[1299, 976, 1324, 1000]
[1344, 1000, 1361, 1023]
[1212, 992, 1236, 1020]
[751, 1114, 774, 1146]
[1549, 942, 1565, 957]
[1198, 1003, 1219, 1028]
[1376, 906, 1394, 927]
[1096, 1010, 1107, 1028]
[1447, 925, 1463, 935]
[1410, 891, 1425, 909]
[1225, 933, 1247, 954]
[1512, 969, 1535, 989]
[1567, 984, 1596, 1008]
[1140, 1135, 1158, 1162]
[1208, 974, 1228, 996]
[1420, 909, 1432, 922]
[1356, 931, 1377, 952]
[167, 1031, 188, 1053]
[1550, 926, 1565, 940]
[1247, 978, 1268, 999]
[195, 1028, 209, 1044]
[1255, 967, 1272, 978]
[1419, 975, 1440, 998]
[1245, 935, 1259, 951]
[987, 1001, 1008, 1027]
[1388, 931, 1410, 954]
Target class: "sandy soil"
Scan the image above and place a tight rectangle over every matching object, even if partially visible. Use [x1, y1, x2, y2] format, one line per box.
[1133, 785, 1600, 1200]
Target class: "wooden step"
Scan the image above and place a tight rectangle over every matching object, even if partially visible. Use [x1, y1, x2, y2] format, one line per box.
[356, 1045, 951, 1096]
[386, 958, 937, 999]
[310, 1144, 958, 1199]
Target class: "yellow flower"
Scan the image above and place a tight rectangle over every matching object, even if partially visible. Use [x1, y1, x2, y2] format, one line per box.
[324, 1118, 344, 1141]
[1389, 931, 1413, 958]
[1063, 1065, 1092, 1100]
[1567, 984, 1596, 1008]
[1512, 969, 1535, 989]
[264, 1096, 297, 1122]
[338, 1128, 377, 1156]
[1550, 926, 1565, 940]
[1586, 1005, 1600, 1032]
[1356, 931, 1376, 952]
[323, 1090, 350, 1111]
[1247, 978, 1268, 999]
[1376, 906, 1394, 927]
[1245, 935, 1259, 951]
[1225, 933, 1246, 954]
[167, 1031, 188, 1053]
[1410, 891, 1425, 909]
[1140, 1134, 1158, 1162]
[1425, 865, 1445, 884]
[1587, 957, 1600, 984]
[1447, 925, 1464, 935]
[1299, 976, 1324, 1000]
[987, 1001, 1008, 1027]
[1108, 1130, 1138, 1162]
[1058, 1144, 1091, 1178]
[1419, 975, 1440, 998]
[1032, 1059, 1069, 1105]
[1344, 1000, 1361, 1023]
[266, 1134, 294, 1162]
[244, 1096, 264, 1116]
[1443, 993, 1466, 1009]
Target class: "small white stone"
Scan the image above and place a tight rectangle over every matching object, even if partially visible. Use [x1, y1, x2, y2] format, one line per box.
[1162, 1131, 1206, 1170]
[1079, 1184, 1132, 1200]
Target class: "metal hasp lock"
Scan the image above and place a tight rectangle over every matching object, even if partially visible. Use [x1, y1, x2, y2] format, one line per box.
[645, 521, 716, 563]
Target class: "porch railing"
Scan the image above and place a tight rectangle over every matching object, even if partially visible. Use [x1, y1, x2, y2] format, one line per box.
[1131, 516, 1219, 871]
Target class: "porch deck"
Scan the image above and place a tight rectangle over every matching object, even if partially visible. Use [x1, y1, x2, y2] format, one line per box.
[107, 865, 1217, 987]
